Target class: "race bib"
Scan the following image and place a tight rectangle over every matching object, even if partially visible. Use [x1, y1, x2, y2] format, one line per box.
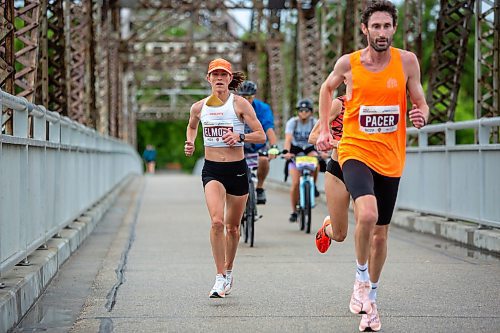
[203, 119, 233, 144]
[359, 105, 399, 134]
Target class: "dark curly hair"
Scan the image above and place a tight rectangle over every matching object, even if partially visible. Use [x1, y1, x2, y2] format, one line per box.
[361, 1, 398, 27]
[228, 71, 246, 91]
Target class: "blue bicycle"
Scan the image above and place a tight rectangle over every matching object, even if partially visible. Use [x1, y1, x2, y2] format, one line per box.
[294, 155, 318, 234]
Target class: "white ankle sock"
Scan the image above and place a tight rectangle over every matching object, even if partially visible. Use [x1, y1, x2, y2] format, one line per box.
[369, 281, 378, 301]
[356, 261, 369, 282]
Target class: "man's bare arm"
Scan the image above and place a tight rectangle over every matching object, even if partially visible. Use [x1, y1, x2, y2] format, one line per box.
[404, 51, 429, 128]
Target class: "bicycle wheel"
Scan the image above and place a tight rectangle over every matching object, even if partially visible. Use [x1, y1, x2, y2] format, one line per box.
[304, 181, 312, 234]
[247, 181, 256, 247]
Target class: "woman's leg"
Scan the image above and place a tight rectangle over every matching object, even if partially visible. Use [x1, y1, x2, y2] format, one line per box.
[224, 193, 248, 271]
[204, 180, 228, 275]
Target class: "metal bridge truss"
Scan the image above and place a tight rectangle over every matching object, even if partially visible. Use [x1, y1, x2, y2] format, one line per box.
[0, 0, 123, 141]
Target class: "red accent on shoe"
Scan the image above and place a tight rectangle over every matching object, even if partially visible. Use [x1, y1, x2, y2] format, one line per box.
[315, 216, 332, 253]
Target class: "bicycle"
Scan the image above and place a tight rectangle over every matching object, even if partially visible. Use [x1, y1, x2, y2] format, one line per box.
[240, 152, 262, 247]
[293, 155, 318, 234]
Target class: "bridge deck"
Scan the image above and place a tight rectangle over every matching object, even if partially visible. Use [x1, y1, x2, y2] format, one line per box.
[13, 174, 500, 333]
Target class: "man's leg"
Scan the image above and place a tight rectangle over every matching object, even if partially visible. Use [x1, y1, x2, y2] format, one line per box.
[341, 159, 377, 315]
[256, 156, 269, 204]
[256, 156, 269, 189]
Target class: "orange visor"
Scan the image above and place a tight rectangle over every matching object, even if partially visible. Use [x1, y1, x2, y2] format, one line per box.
[207, 58, 232, 74]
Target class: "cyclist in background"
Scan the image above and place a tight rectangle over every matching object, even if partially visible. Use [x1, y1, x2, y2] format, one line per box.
[283, 98, 319, 222]
[237, 81, 279, 204]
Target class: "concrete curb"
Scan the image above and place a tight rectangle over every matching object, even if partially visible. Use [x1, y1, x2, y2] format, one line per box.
[0, 176, 135, 333]
[266, 180, 500, 255]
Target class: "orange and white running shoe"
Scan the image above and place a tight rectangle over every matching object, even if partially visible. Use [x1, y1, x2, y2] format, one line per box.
[359, 302, 381, 332]
[349, 279, 372, 314]
[315, 216, 332, 253]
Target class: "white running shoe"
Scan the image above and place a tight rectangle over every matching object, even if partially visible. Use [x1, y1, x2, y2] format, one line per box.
[209, 274, 226, 298]
[225, 271, 233, 295]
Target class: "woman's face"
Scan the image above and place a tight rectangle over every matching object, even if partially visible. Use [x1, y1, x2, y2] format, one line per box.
[297, 108, 312, 120]
[207, 70, 232, 93]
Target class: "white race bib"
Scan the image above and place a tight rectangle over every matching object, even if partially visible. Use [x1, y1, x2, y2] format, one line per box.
[203, 119, 233, 144]
[359, 105, 400, 134]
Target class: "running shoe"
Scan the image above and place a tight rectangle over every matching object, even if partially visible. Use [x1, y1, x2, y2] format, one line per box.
[349, 279, 372, 314]
[209, 274, 226, 298]
[256, 188, 266, 204]
[289, 212, 297, 222]
[315, 216, 332, 253]
[314, 186, 320, 197]
[359, 302, 381, 332]
[225, 271, 233, 295]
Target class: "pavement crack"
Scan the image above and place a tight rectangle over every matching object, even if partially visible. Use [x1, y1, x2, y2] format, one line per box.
[105, 179, 145, 312]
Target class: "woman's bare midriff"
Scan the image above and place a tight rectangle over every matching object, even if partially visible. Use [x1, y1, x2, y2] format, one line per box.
[204, 146, 245, 162]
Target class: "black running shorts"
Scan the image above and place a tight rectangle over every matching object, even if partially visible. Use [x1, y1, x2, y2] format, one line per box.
[202, 159, 249, 196]
[326, 159, 344, 183]
[342, 159, 400, 225]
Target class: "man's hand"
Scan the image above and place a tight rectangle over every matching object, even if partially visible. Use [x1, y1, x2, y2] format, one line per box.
[316, 131, 334, 152]
[409, 104, 426, 129]
[184, 141, 195, 156]
[267, 146, 280, 160]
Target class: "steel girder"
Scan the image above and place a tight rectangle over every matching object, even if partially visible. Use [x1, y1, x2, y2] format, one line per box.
[475, 0, 499, 119]
[297, 0, 323, 106]
[120, 0, 256, 10]
[0, 0, 15, 134]
[427, 0, 475, 125]
[66, 0, 89, 124]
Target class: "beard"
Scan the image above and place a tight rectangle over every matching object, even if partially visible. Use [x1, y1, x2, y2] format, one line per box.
[368, 34, 392, 52]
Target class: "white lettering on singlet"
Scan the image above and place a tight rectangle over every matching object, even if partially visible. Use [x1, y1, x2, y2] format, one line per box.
[359, 105, 400, 134]
[202, 119, 233, 144]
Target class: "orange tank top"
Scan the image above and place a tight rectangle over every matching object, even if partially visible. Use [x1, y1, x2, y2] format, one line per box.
[338, 47, 407, 177]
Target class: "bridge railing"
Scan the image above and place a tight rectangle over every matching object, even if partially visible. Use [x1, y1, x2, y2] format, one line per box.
[0, 89, 143, 276]
[400, 118, 500, 228]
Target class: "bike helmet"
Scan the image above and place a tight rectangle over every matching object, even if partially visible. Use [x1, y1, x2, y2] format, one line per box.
[296, 98, 313, 111]
[238, 80, 257, 96]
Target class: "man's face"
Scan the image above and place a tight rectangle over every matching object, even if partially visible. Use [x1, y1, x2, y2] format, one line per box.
[363, 12, 396, 52]
[297, 108, 312, 120]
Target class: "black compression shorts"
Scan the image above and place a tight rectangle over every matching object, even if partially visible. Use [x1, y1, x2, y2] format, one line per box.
[326, 159, 344, 183]
[202, 159, 249, 196]
[342, 159, 400, 225]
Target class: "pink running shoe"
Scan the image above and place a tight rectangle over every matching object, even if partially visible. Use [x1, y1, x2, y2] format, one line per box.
[349, 280, 372, 314]
[359, 302, 381, 332]
[315, 216, 332, 253]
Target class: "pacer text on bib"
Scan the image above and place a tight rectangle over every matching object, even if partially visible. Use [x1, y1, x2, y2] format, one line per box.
[359, 105, 399, 134]
[203, 119, 233, 144]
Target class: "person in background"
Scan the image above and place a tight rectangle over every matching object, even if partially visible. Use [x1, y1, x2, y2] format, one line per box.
[282, 98, 319, 223]
[143, 144, 157, 174]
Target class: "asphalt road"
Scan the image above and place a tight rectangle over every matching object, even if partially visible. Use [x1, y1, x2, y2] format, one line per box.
[14, 173, 500, 333]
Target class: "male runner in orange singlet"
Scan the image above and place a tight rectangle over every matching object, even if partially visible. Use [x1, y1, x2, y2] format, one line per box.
[315, 1, 429, 331]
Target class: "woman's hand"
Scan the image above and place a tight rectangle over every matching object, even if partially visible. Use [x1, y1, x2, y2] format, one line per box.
[184, 141, 195, 156]
[222, 129, 239, 146]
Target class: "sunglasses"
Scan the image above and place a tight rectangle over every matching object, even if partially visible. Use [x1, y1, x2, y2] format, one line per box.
[298, 109, 312, 113]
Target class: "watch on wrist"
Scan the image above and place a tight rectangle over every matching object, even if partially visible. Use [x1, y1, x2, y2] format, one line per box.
[239, 133, 246, 143]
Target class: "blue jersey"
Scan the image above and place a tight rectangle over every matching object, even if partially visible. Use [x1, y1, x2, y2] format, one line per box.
[244, 99, 275, 153]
